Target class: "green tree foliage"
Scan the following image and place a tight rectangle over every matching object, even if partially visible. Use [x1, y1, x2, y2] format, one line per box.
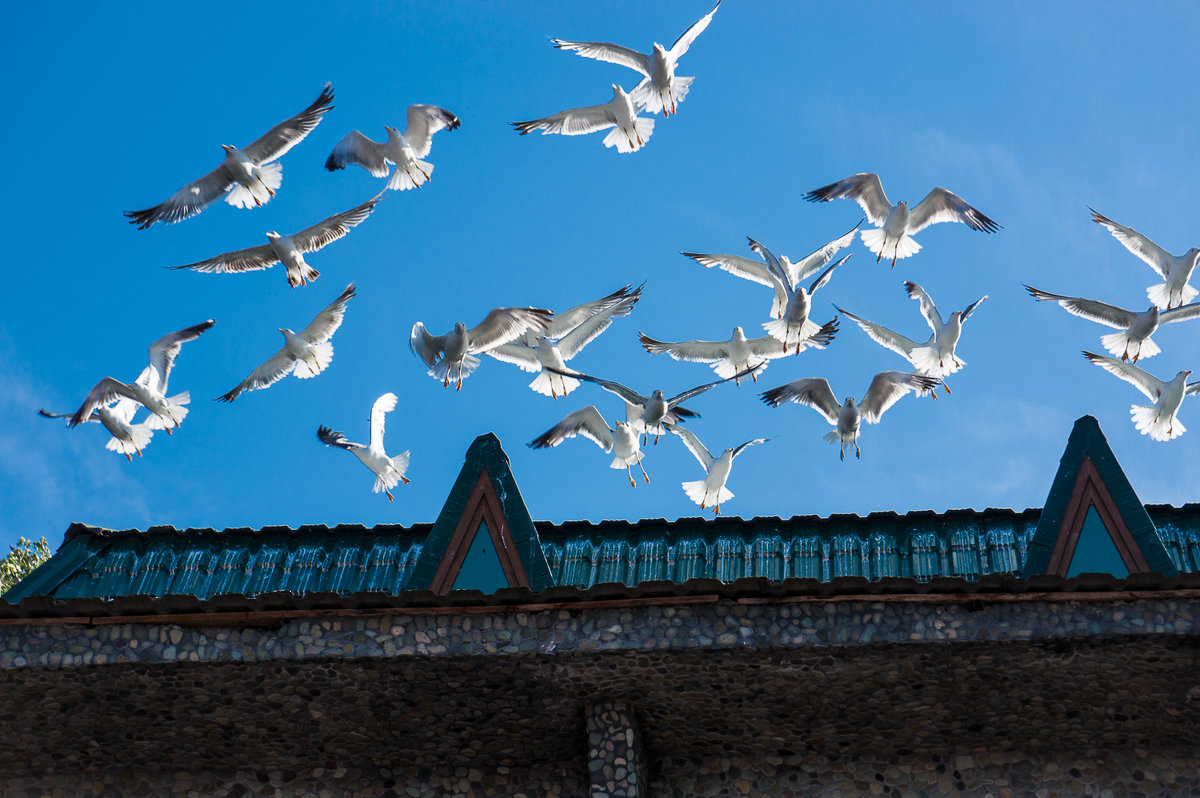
[0, 537, 52, 595]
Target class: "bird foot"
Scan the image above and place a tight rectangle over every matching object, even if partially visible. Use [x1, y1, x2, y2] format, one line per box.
[855, 446, 861, 459]
[840, 449, 845, 462]
[124, 453, 133, 462]
[386, 491, 394, 502]
[931, 391, 939, 400]
[165, 426, 173, 436]
[890, 256, 898, 269]
[713, 505, 721, 516]
[455, 379, 463, 391]
[751, 371, 758, 383]
[401, 476, 411, 485]
[628, 474, 636, 488]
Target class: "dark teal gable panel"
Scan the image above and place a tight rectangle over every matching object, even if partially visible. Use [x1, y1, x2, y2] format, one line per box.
[408, 433, 554, 592]
[1025, 415, 1176, 577]
[2, 525, 109, 602]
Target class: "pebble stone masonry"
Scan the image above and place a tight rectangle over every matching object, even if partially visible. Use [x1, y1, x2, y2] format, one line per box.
[2, 586, 1199, 796]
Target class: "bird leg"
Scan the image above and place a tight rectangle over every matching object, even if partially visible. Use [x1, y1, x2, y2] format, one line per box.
[638, 457, 650, 483]
[124, 452, 133, 463]
[455, 378, 463, 391]
[164, 426, 173, 436]
[386, 489, 394, 502]
[401, 476, 411, 485]
[751, 369, 758, 383]
[839, 447, 845, 462]
[942, 379, 951, 395]
[855, 443, 861, 459]
[627, 467, 637, 489]
[713, 504, 721, 516]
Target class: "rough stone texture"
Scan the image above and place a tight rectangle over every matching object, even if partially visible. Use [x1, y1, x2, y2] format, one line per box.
[1, 596, 1198, 795]
[586, 701, 644, 797]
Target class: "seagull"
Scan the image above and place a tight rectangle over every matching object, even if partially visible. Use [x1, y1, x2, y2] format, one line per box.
[1083, 351, 1198, 442]
[639, 325, 810, 385]
[682, 222, 860, 319]
[325, 105, 461, 191]
[410, 307, 554, 390]
[551, 1, 721, 117]
[487, 285, 642, 397]
[804, 173, 1000, 267]
[761, 371, 939, 460]
[170, 194, 382, 288]
[667, 423, 766, 515]
[318, 393, 411, 501]
[836, 282, 987, 395]
[39, 402, 155, 461]
[749, 237, 848, 354]
[551, 367, 748, 444]
[511, 84, 655, 154]
[1025, 284, 1200, 363]
[218, 283, 356, 402]
[125, 83, 334, 229]
[68, 319, 216, 433]
[529, 404, 648, 488]
[1091, 208, 1200, 309]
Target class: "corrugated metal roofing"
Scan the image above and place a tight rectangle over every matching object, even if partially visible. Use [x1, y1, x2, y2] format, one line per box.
[6, 505, 1199, 605]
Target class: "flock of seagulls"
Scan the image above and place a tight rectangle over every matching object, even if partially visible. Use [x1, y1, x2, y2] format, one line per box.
[36, 4, 1199, 519]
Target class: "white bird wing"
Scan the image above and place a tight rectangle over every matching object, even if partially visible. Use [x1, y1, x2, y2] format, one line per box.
[858, 372, 931, 423]
[668, 424, 714, 469]
[904, 281, 944, 335]
[639, 332, 729, 364]
[667, 0, 721, 60]
[746, 237, 788, 286]
[668, 371, 742, 405]
[803, 173, 893, 226]
[789, 221, 862, 284]
[1023, 284, 1136, 329]
[485, 342, 542, 372]
[146, 319, 216, 392]
[681, 251, 775, 288]
[1158, 300, 1200, 325]
[368, 392, 398, 455]
[834, 305, 921, 358]
[300, 283, 357, 344]
[760, 378, 840, 424]
[171, 242, 279, 275]
[243, 83, 335, 164]
[512, 101, 619, 137]
[746, 336, 790, 358]
[1090, 208, 1173, 278]
[71, 377, 140, 427]
[1187, 382, 1200, 396]
[960, 295, 988, 323]
[559, 369, 647, 407]
[730, 437, 768, 460]
[325, 131, 390, 176]
[551, 39, 651, 76]
[217, 348, 295, 402]
[409, 322, 446, 368]
[404, 105, 461, 158]
[124, 164, 235, 229]
[291, 194, 383, 253]
[467, 308, 553, 354]
[807, 253, 851, 295]
[557, 289, 641, 360]
[529, 405, 615, 452]
[908, 187, 1000, 234]
[546, 284, 641, 340]
[1083, 351, 1163, 401]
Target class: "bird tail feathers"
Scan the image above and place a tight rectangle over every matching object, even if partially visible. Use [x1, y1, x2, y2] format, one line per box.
[430, 355, 480, 385]
[909, 346, 957, 378]
[1147, 281, 1198, 310]
[1101, 331, 1159, 361]
[530, 370, 579, 398]
[1131, 404, 1184, 441]
[388, 161, 433, 191]
[226, 162, 283, 210]
[144, 396, 189, 430]
[713, 360, 765, 381]
[604, 118, 655, 153]
[860, 228, 921, 261]
[682, 479, 732, 508]
[293, 342, 334, 379]
[105, 424, 154, 456]
[822, 429, 842, 446]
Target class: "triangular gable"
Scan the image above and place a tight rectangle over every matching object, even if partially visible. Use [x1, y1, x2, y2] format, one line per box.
[1025, 415, 1176, 577]
[408, 433, 554, 594]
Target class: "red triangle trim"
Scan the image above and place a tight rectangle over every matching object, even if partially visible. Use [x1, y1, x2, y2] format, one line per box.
[429, 468, 531, 595]
[1045, 455, 1151, 576]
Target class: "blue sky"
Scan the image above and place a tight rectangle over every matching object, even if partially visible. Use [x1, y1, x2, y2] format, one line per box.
[3, 2, 1199, 557]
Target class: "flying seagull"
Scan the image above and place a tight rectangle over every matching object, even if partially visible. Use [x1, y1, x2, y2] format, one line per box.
[511, 84, 655, 154]
[761, 371, 938, 460]
[667, 423, 766, 515]
[551, 1, 721, 117]
[170, 194, 382, 287]
[410, 307, 554, 390]
[682, 222, 860, 319]
[1083, 351, 1198, 441]
[218, 283, 356, 402]
[804, 173, 1000, 267]
[69, 319, 216, 432]
[639, 325, 805, 385]
[1091, 208, 1200, 309]
[125, 83, 334, 229]
[749, 237, 848, 354]
[836, 282, 986, 395]
[551, 366, 749, 444]
[39, 402, 156, 461]
[325, 104, 461, 191]
[318, 392, 411, 501]
[1025, 284, 1200, 363]
[487, 284, 642, 397]
[529, 404, 648, 488]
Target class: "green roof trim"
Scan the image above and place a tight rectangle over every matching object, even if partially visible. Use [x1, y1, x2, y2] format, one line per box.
[1024, 415, 1176, 577]
[408, 432, 553, 592]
